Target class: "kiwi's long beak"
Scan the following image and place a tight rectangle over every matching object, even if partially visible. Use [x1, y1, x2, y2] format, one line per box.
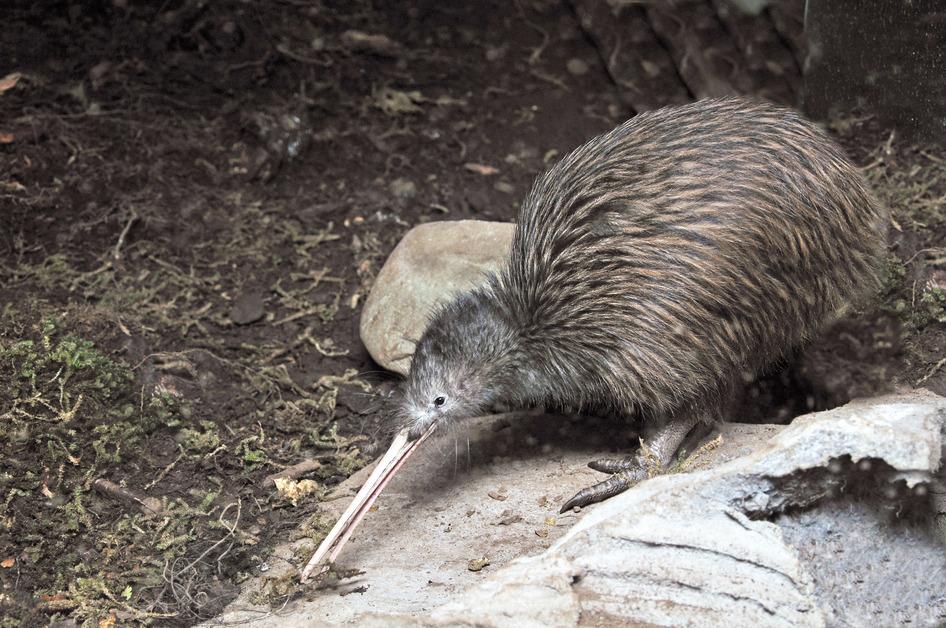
[299, 423, 437, 582]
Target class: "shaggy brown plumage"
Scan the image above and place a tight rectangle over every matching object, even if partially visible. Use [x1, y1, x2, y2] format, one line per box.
[398, 97, 887, 510]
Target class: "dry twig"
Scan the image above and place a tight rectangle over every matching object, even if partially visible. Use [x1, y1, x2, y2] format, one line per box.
[93, 478, 163, 515]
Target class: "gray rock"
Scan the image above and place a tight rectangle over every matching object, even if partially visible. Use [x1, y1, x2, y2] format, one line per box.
[779, 500, 946, 626]
[229, 288, 266, 325]
[359, 220, 514, 374]
[212, 392, 946, 627]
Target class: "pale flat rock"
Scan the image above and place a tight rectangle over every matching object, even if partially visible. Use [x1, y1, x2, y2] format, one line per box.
[211, 415, 776, 626]
[213, 392, 946, 627]
[359, 220, 514, 374]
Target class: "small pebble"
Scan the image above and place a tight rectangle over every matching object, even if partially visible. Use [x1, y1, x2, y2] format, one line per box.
[495, 510, 523, 525]
[487, 490, 508, 501]
[566, 58, 589, 75]
[390, 177, 417, 199]
[640, 59, 661, 78]
[468, 557, 490, 572]
[229, 289, 265, 325]
[485, 46, 506, 61]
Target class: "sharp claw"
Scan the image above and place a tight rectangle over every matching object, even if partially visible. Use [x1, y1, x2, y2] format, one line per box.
[559, 473, 633, 513]
[565, 417, 703, 512]
[587, 459, 612, 473]
[587, 457, 635, 473]
[559, 488, 593, 513]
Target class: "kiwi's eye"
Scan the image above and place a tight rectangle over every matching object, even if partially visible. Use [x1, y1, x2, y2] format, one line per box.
[433, 396, 446, 407]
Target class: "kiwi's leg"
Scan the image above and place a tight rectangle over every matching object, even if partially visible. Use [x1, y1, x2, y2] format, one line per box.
[559, 414, 709, 513]
[588, 413, 710, 473]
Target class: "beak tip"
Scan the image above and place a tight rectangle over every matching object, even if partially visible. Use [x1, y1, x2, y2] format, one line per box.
[300, 562, 329, 584]
[298, 425, 437, 583]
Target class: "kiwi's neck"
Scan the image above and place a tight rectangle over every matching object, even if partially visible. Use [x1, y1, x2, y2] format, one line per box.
[469, 304, 572, 412]
[441, 287, 528, 405]
[469, 294, 559, 409]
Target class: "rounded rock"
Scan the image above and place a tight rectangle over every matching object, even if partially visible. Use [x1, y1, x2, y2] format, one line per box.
[360, 220, 514, 374]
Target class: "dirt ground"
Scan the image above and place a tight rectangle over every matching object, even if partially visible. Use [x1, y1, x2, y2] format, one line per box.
[1, 1, 945, 626]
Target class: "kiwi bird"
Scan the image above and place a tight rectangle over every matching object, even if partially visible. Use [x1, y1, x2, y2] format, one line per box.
[301, 97, 886, 581]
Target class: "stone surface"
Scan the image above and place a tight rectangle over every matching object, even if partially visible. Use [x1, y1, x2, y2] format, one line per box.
[779, 500, 946, 625]
[229, 288, 265, 325]
[215, 392, 946, 626]
[359, 220, 514, 375]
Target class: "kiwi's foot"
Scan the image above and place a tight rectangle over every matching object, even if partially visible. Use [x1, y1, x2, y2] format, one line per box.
[587, 456, 636, 474]
[587, 438, 662, 474]
[559, 414, 708, 513]
[559, 467, 648, 512]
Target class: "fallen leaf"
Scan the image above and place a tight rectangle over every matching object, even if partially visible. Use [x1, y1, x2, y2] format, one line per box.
[41, 483, 55, 499]
[374, 87, 423, 115]
[464, 163, 500, 176]
[98, 612, 116, 628]
[434, 95, 467, 107]
[0, 72, 22, 94]
[274, 477, 319, 506]
[1, 557, 14, 568]
[544, 516, 556, 526]
[40, 593, 76, 611]
[340, 30, 401, 57]
[486, 490, 507, 501]
[932, 269, 946, 290]
[0, 132, 14, 144]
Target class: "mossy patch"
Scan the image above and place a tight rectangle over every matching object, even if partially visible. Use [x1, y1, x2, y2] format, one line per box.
[880, 254, 946, 334]
[0, 299, 372, 624]
[0, 316, 191, 623]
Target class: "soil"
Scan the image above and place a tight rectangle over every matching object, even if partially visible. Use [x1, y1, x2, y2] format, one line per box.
[1, 1, 944, 626]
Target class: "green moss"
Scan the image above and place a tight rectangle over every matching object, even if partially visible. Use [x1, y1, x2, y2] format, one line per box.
[2, 319, 134, 413]
[0, 320, 182, 466]
[64, 488, 92, 532]
[878, 254, 946, 335]
[916, 287, 946, 326]
[196, 489, 219, 512]
[0, 317, 202, 623]
[237, 439, 267, 468]
[179, 420, 221, 453]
